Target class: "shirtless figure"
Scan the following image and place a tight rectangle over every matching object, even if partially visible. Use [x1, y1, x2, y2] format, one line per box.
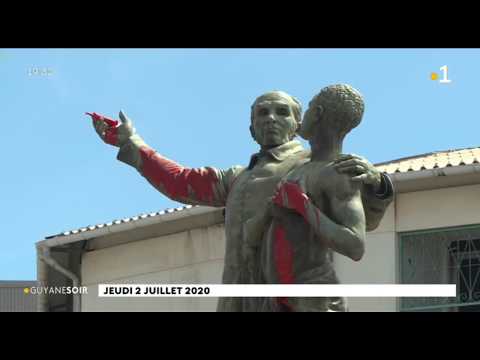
[246, 84, 381, 311]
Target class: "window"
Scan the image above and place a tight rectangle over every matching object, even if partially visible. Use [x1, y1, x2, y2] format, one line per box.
[400, 225, 480, 312]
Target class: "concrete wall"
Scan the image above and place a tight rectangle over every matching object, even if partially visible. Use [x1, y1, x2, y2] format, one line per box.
[81, 224, 226, 311]
[396, 183, 480, 232]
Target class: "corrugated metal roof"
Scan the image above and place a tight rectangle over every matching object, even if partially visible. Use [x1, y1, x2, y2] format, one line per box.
[44, 146, 480, 241]
[44, 205, 199, 240]
[0, 281, 38, 312]
[375, 147, 480, 174]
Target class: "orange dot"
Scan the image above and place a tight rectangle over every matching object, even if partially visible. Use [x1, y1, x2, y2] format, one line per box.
[431, 72, 439, 81]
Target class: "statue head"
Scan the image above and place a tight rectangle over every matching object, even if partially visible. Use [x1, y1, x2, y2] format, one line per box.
[250, 91, 302, 148]
[300, 84, 364, 141]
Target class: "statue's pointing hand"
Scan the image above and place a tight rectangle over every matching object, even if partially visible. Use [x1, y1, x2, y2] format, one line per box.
[88, 110, 136, 147]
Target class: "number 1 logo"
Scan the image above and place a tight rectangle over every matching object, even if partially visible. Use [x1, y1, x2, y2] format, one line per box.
[439, 65, 452, 84]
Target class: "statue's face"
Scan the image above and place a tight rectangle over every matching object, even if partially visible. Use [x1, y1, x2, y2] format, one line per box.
[252, 100, 297, 147]
[302, 103, 314, 128]
[299, 101, 323, 140]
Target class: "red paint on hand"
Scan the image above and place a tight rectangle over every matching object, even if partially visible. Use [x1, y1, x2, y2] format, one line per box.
[86, 112, 119, 127]
[86, 112, 119, 146]
[103, 127, 118, 146]
[273, 182, 309, 219]
[139, 147, 219, 203]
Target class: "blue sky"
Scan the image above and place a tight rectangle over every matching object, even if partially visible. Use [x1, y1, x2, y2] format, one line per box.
[1, 48, 478, 280]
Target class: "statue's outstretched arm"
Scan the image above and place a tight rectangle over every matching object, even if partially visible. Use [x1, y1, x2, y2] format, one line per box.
[89, 111, 243, 207]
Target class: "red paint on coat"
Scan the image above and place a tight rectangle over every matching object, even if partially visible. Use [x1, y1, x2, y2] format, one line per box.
[274, 223, 295, 311]
[139, 146, 218, 202]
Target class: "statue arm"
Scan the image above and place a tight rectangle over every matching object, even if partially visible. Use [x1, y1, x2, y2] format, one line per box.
[117, 133, 243, 207]
[89, 110, 243, 207]
[362, 172, 394, 231]
[332, 154, 394, 231]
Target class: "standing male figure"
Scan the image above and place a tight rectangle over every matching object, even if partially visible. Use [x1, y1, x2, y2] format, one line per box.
[90, 89, 393, 311]
[248, 84, 378, 311]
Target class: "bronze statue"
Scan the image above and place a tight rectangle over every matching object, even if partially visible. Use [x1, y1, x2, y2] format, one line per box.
[246, 84, 384, 311]
[89, 88, 393, 312]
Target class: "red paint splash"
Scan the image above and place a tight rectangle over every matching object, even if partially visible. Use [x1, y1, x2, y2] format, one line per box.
[274, 223, 295, 311]
[86, 112, 119, 146]
[139, 147, 218, 203]
[104, 126, 118, 146]
[85, 112, 119, 127]
[273, 182, 308, 219]
[274, 182, 330, 249]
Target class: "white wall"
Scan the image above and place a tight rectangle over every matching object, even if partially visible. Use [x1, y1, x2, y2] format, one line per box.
[396, 183, 480, 232]
[81, 224, 226, 312]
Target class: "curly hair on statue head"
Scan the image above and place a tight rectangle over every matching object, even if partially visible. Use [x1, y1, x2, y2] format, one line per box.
[300, 84, 364, 141]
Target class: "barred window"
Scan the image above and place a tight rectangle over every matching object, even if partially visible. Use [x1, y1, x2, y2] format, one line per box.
[400, 225, 480, 312]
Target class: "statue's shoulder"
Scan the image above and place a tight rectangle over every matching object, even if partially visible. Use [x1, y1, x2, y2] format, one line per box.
[284, 160, 313, 183]
[228, 165, 246, 177]
[292, 149, 311, 163]
[302, 161, 337, 193]
[298, 148, 311, 158]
